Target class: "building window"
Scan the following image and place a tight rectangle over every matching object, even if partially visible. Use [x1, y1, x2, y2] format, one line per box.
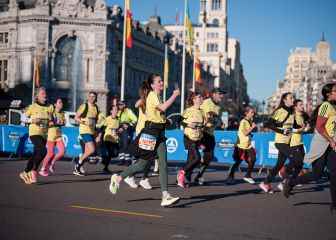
[0, 59, 8, 89]
[0, 32, 8, 44]
[200, 0, 207, 11]
[211, 0, 221, 10]
[86, 58, 90, 83]
[207, 43, 218, 52]
[212, 18, 219, 26]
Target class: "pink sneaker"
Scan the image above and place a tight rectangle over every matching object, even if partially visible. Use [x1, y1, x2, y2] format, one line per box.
[177, 170, 186, 188]
[259, 182, 274, 194]
[49, 165, 55, 174]
[39, 169, 49, 177]
[29, 170, 38, 183]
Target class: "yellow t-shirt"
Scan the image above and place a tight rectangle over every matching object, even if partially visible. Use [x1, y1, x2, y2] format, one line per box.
[77, 103, 99, 135]
[272, 108, 294, 144]
[103, 116, 120, 143]
[118, 108, 138, 126]
[183, 106, 204, 141]
[136, 107, 146, 136]
[47, 111, 65, 142]
[200, 98, 221, 135]
[290, 113, 305, 147]
[318, 101, 336, 138]
[146, 91, 165, 124]
[237, 119, 253, 149]
[26, 103, 53, 137]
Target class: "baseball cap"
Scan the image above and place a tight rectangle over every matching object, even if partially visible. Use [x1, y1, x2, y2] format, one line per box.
[212, 88, 226, 94]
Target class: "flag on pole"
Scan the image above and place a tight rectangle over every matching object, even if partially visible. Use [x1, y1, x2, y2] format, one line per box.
[185, 0, 193, 53]
[33, 56, 40, 88]
[175, 8, 180, 25]
[194, 54, 202, 84]
[125, 0, 133, 48]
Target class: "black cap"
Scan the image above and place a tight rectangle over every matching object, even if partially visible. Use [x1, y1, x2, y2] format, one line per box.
[212, 88, 226, 94]
[118, 100, 126, 105]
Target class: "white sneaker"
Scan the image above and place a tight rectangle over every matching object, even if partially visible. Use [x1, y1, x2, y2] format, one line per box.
[277, 182, 284, 192]
[109, 174, 120, 194]
[243, 177, 256, 185]
[139, 178, 152, 190]
[124, 176, 138, 189]
[161, 194, 180, 207]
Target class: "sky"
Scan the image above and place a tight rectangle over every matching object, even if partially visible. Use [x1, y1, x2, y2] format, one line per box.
[107, 0, 336, 102]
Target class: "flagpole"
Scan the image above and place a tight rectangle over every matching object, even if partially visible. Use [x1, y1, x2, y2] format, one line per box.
[181, 0, 187, 114]
[163, 43, 168, 102]
[120, 0, 128, 101]
[192, 51, 196, 91]
[32, 55, 36, 103]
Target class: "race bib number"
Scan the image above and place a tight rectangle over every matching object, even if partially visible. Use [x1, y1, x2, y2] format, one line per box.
[138, 133, 157, 151]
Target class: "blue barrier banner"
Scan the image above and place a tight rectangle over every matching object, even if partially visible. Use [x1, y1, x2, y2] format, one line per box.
[0, 125, 313, 167]
[61, 127, 82, 158]
[0, 125, 3, 152]
[2, 125, 33, 155]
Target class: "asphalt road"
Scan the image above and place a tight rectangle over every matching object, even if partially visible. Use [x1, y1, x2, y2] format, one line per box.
[0, 160, 335, 240]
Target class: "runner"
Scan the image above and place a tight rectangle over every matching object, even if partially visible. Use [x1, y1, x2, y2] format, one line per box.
[39, 98, 66, 176]
[101, 105, 120, 174]
[259, 92, 294, 193]
[194, 87, 225, 185]
[109, 74, 180, 207]
[73, 91, 101, 176]
[226, 106, 257, 185]
[19, 87, 53, 184]
[117, 100, 137, 166]
[177, 91, 204, 188]
[283, 83, 336, 213]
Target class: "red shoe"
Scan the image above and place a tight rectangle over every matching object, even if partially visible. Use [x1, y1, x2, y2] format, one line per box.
[39, 169, 49, 177]
[177, 170, 186, 188]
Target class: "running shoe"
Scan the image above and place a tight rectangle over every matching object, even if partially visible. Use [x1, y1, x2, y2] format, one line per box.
[39, 169, 49, 177]
[277, 182, 284, 191]
[19, 171, 31, 184]
[278, 166, 287, 179]
[49, 165, 55, 174]
[73, 164, 85, 176]
[28, 171, 37, 184]
[177, 170, 186, 188]
[243, 177, 256, 185]
[259, 182, 273, 194]
[282, 179, 292, 198]
[161, 194, 180, 207]
[109, 174, 120, 194]
[226, 177, 235, 185]
[194, 177, 205, 186]
[124, 176, 138, 189]
[139, 178, 152, 190]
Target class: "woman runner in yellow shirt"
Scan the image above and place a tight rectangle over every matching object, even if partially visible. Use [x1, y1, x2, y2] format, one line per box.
[177, 91, 204, 188]
[101, 105, 120, 173]
[19, 87, 53, 184]
[283, 83, 336, 213]
[39, 98, 66, 176]
[260, 92, 295, 193]
[226, 106, 257, 185]
[109, 74, 181, 207]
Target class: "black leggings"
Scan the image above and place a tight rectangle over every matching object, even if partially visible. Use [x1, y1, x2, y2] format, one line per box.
[183, 137, 202, 181]
[286, 145, 304, 180]
[102, 141, 119, 167]
[290, 147, 336, 207]
[25, 135, 47, 172]
[265, 143, 292, 184]
[195, 133, 216, 180]
[229, 147, 256, 178]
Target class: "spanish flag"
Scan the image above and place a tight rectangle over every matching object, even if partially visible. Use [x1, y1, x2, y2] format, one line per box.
[33, 56, 40, 88]
[185, 0, 193, 53]
[194, 49, 202, 84]
[125, 0, 133, 48]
